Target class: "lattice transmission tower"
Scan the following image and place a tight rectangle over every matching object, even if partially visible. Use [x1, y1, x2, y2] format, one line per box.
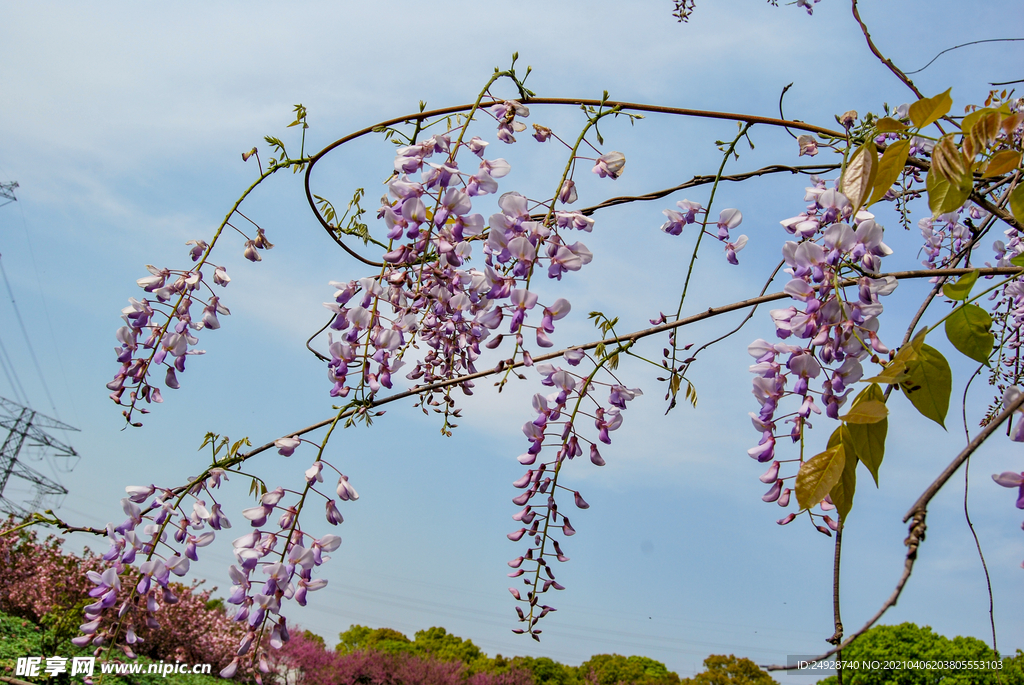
[0, 396, 79, 516]
[0, 181, 18, 208]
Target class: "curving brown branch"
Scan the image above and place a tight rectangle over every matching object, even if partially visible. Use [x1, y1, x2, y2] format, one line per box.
[242, 265, 1023, 460]
[569, 164, 841, 218]
[303, 99, 846, 266]
[851, 0, 925, 101]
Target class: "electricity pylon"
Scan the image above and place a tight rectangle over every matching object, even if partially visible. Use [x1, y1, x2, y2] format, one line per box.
[0, 396, 79, 516]
[0, 181, 17, 208]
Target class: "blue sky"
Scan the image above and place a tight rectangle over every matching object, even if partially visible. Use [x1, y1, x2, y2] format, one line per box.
[2, 1, 1023, 680]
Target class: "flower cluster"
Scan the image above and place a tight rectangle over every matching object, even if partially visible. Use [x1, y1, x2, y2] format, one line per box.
[106, 236, 260, 426]
[0, 520, 242, 669]
[748, 182, 898, 529]
[318, 102, 618, 425]
[660, 200, 747, 264]
[221, 449, 355, 680]
[506, 352, 642, 638]
[72, 473, 234, 658]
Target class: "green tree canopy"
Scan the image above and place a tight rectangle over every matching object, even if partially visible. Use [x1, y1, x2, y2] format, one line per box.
[579, 653, 681, 685]
[679, 654, 777, 685]
[815, 623, 1021, 685]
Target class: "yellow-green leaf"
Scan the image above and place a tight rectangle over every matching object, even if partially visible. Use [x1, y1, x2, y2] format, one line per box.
[900, 343, 952, 428]
[796, 444, 846, 511]
[875, 117, 909, 132]
[944, 303, 994, 366]
[941, 269, 979, 300]
[863, 361, 911, 385]
[962, 106, 997, 134]
[839, 399, 888, 424]
[828, 427, 857, 521]
[842, 140, 878, 213]
[1011, 183, 1024, 224]
[846, 384, 887, 486]
[983, 150, 1022, 177]
[927, 169, 971, 217]
[868, 140, 910, 206]
[909, 88, 953, 129]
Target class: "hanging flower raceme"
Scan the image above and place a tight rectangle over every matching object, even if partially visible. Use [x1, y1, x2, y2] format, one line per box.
[506, 351, 642, 639]
[748, 184, 897, 533]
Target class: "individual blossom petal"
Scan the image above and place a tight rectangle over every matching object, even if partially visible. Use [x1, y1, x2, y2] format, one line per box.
[992, 470, 1024, 509]
[325, 499, 344, 525]
[797, 135, 818, 157]
[558, 179, 577, 204]
[759, 461, 780, 484]
[305, 461, 324, 484]
[214, 266, 230, 286]
[777, 488, 791, 507]
[993, 472, 1024, 488]
[592, 151, 625, 179]
[762, 480, 783, 502]
[725, 235, 748, 265]
[243, 240, 261, 262]
[716, 208, 742, 240]
[261, 487, 285, 507]
[337, 475, 359, 501]
[242, 506, 269, 527]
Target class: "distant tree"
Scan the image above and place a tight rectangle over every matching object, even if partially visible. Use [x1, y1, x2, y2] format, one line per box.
[679, 655, 777, 685]
[580, 653, 681, 685]
[507, 655, 581, 685]
[412, 625, 486, 664]
[302, 630, 326, 648]
[815, 623, 1020, 685]
[335, 624, 415, 656]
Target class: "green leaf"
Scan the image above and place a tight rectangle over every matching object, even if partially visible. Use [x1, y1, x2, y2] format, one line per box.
[874, 117, 908, 132]
[944, 303, 994, 366]
[846, 384, 887, 486]
[941, 269, 979, 300]
[842, 140, 878, 212]
[908, 88, 952, 129]
[868, 140, 910, 206]
[927, 169, 971, 217]
[1011, 183, 1024, 224]
[839, 399, 888, 424]
[1011, 254, 1024, 268]
[796, 444, 846, 511]
[828, 427, 857, 521]
[900, 343, 952, 428]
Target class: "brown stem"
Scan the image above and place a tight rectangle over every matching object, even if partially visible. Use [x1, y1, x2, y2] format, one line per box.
[851, 0, 925, 101]
[829, 517, 845, 685]
[304, 99, 846, 265]
[568, 164, 841, 218]
[251, 265, 1023, 460]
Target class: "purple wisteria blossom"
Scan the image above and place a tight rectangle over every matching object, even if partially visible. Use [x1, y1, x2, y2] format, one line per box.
[748, 184, 897, 531]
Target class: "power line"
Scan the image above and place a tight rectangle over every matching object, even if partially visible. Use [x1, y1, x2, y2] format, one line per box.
[0, 253, 59, 416]
[0, 332, 29, 406]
